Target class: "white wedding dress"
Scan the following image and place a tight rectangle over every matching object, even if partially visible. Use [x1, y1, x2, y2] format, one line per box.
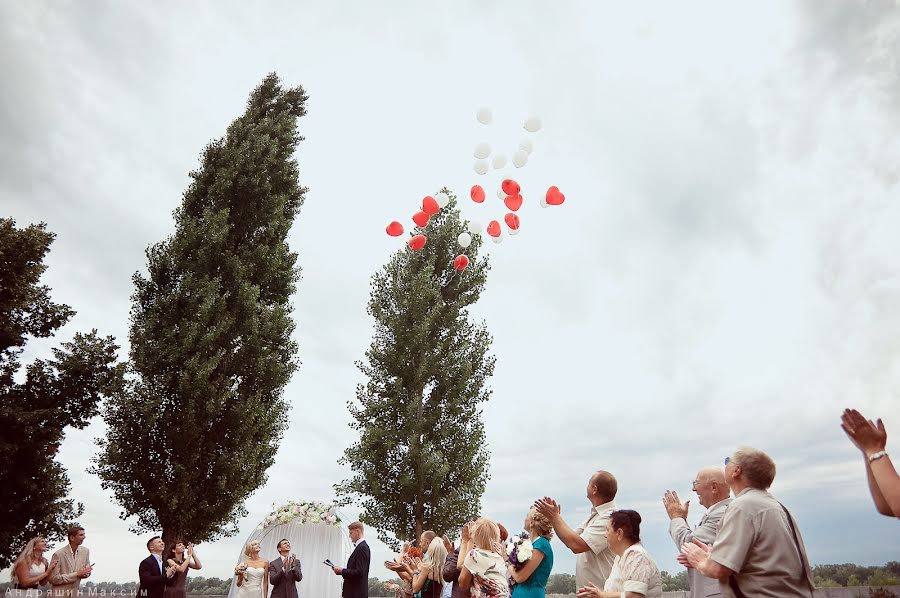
[235, 565, 266, 598]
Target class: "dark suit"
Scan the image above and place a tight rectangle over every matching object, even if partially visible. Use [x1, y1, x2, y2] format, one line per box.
[442, 547, 468, 598]
[138, 554, 174, 598]
[340, 540, 370, 598]
[269, 554, 303, 598]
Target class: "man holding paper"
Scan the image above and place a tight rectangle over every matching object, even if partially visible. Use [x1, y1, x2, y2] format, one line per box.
[331, 521, 370, 598]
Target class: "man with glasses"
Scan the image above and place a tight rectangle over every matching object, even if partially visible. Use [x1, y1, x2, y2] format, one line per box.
[681, 447, 815, 598]
[663, 468, 731, 597]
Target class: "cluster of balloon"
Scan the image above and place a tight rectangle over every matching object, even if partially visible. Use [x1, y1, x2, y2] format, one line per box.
[383, 106, 567, 274]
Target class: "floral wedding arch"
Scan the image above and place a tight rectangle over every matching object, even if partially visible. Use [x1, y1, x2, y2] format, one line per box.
[226, 501, 352, 598]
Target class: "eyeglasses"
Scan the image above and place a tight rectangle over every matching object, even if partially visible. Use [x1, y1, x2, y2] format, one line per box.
[724, 457, 731, 465]
[691, 479, 700, 489]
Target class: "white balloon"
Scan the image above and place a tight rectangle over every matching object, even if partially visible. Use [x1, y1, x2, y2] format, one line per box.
[468, 221, 482, 234]
[524, 116, 542, 132]
[540, 196, 549, 208]
[457, 232, 472, 248]
[474, 142, 491, 160]
[512, 150, 528, 168]
[491, 235, 503, 244]
[435, 192, 450, 209]
[476, 107, 493, 125]
[519, 138, 533, 154]
[491, 153, 507, 169]
[474, 160, 489, 175]
[496, 187, 506, 200]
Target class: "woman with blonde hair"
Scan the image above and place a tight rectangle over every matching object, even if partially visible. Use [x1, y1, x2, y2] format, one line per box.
[456, 518, 510, 597]
[503, 507, 554, 597]
[411, 536, 448, 598]
[11, 536, 58, 589]
[234, 540, 268, 598]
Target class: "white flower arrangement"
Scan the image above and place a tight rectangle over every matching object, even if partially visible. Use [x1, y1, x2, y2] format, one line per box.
[506, 532, 533, 567]
[257, 500, 342, 530]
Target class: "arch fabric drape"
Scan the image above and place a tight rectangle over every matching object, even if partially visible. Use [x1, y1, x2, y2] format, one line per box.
[227, 521, 352, 598]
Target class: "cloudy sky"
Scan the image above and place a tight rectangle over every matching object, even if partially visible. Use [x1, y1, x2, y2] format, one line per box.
[3, 0, 900, 584]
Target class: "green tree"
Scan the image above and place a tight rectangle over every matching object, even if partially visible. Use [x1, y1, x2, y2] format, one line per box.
[660, 570, 690, 591]
[91, 73, 307, 550]
[0, 219, 123, 569]
[545, 573, 577, 594]
[336, 191, 494, 547]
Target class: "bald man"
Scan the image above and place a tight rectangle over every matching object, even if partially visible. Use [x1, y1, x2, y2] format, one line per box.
[663, 467, 732, 598]
[535, 470, 618, 589]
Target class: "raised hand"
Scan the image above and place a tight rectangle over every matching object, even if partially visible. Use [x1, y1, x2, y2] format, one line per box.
[663, 490, 690, 520]
[842, 409, 888, 455]
[533, 497, 561, 522]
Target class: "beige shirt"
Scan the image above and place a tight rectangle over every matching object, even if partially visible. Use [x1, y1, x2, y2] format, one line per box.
[574, 500, 617, 589]
[48, 544, 90, 597]
[709, 488, 814, 598]
[603, 543, 663, 598]
[669, 498, 731, 598]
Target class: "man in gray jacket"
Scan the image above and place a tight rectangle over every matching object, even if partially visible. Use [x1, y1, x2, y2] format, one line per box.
[269, 539, 303, 598]
[664, 467, 731, 598]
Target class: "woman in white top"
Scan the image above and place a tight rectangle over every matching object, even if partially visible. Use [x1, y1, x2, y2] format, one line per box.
[575, 510, 662, 598]
[11, 536, 58, 590]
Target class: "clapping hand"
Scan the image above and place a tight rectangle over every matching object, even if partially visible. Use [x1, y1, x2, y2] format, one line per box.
[77, 564, 92, 578]
[681, 538, 711, 569]
[575, 582, 603, 597]
[460, 522, 473, 543]
[533, 497, 561, 522]
[676, 553, 693, 569]
[48, 559, 59, 573]
[842, 409, 888, 455]
[663, 490, 690, 520]
[491, 541, 507, 561]
[166, 565, 176, 579]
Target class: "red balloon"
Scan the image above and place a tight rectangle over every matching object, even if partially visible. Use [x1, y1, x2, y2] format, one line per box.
[413, 211, 430, 227]
[470, 185, 486, 203]
[422, 196, 440, 215]
[504, 213, 520, 230]
[546, 186, 566, 206]
[386, 221, 404, 237]
[486, 220, 501, 237]
[504, 194, 523, 212]
[501, 179, 520, 196]
[453, 255, 469, 271]
[408, 234, 427, 251]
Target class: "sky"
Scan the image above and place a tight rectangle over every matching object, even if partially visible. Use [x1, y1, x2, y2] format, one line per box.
[2, 0, 900, 584]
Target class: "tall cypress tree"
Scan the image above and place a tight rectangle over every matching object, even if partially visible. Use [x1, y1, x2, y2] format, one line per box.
[92, 74, 307, 547]
[336, 191, 495, 547]
[0, 219, 123, 569]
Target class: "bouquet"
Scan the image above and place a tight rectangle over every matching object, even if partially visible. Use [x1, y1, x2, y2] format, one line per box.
[234, 562, 248, 576]
[506, 532, 533, 568]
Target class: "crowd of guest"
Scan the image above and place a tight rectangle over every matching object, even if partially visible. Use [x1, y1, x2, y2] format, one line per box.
[8, 407, 897, 598]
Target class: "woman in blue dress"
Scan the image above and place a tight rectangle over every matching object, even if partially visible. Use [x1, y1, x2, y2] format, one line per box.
[502, 507, 554, 598]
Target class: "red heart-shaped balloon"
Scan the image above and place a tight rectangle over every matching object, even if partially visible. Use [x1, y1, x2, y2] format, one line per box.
[412, 211, 430, 227]
[546, 186, 565, 206]
[501, 179, 520, 196]
[386, 221, 404, 237]
[470, 185, 485, 203]
[453, 255, 469, 271]
[487, 220, 501, 237]
[408, 234, 427, 251]
[504, 213, 520, 230]
[422, 196, 440, 215]
[504, 194, 523, 212]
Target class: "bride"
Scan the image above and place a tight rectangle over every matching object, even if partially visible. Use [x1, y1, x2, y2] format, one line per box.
[234, 540, 269, 598]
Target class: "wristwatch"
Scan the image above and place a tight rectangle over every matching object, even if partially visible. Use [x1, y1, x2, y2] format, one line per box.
[868, 450, 888, 463]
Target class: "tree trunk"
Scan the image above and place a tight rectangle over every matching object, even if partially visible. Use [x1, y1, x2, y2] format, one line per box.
[413, 385, 425, 543]
[161, 525, 181, 561]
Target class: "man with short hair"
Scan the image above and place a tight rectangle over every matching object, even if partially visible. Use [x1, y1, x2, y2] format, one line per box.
[48, 526, 92, 597]
[332, 521, 370, 598]
[138, 536, 175, 598]
[535, 470, 618, 589]
[664, 467, 732, 598]
[270, 538, 303, 598]
[682, 447, 815, 598]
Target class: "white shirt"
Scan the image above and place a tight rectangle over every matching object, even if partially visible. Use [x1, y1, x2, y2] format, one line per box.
[152, 553, 163, 574]
[575, 500, 617, 589]
[353, 539, 366, 548]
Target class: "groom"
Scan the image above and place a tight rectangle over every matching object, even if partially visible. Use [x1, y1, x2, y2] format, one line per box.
[270, 539, 303, 598]
[332, 521, 370, 598]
